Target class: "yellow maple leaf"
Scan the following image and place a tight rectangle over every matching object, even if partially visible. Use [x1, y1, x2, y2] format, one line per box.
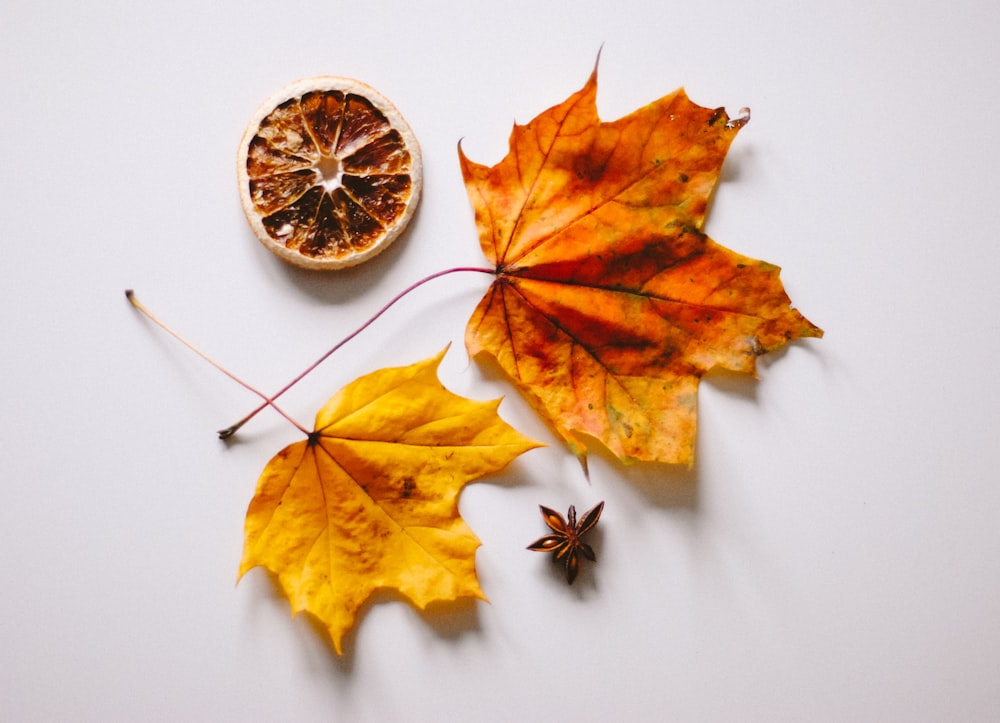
[461, 66, 822, 466]
[238, 349, 540, 653]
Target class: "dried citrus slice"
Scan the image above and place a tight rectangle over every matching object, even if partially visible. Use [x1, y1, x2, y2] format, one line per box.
[237, 77, 422, 270]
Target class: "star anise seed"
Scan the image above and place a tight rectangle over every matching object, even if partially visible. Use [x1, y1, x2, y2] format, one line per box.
[527, 501, 604, 584]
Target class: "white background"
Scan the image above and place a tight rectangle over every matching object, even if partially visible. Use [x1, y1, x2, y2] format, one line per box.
[3, 1, 999, 720]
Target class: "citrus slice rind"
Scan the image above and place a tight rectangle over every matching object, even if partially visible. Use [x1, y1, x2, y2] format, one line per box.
[237, 77, 422, 270]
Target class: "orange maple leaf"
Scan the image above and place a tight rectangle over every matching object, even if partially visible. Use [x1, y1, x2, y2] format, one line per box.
[460, 66, 822, 466]
[238, 349, 540, 654]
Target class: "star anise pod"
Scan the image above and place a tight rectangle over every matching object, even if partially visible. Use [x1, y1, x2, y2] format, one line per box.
[527, 501, 605, 584]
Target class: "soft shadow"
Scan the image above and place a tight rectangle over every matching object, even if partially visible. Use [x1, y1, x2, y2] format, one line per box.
[703, 142, 754, 220]
[719, 141, 754, 185]
[476, 454, 540, 491]
[218, 428, 258, 448]
[701, 366, 760, 403]
[415, 595, 483, 644]
[246, 202, 421, 306]
[244, 569, 356, 673]
[757, 335, 826, 372]
[298, 609, 357, 675]
[569, 427, 697, 510]
[611, 458, 698, 511]
[333, 588, 484, 659]
[246, 560, 485, 668]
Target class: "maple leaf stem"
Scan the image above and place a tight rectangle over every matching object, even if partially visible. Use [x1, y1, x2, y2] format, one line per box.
[125, 290, 311, 437]
[217, 266, 496, 439]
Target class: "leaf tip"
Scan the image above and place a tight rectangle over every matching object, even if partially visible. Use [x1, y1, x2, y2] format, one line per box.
[727, 106, 751, 130]
[592, 43, 604, 76]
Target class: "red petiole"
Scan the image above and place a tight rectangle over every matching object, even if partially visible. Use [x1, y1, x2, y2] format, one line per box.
[128, 266, 495, 439]
[126, 289, 310, 436]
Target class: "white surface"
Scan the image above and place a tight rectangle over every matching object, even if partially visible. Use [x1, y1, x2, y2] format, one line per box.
[3, 1, 999, 720]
